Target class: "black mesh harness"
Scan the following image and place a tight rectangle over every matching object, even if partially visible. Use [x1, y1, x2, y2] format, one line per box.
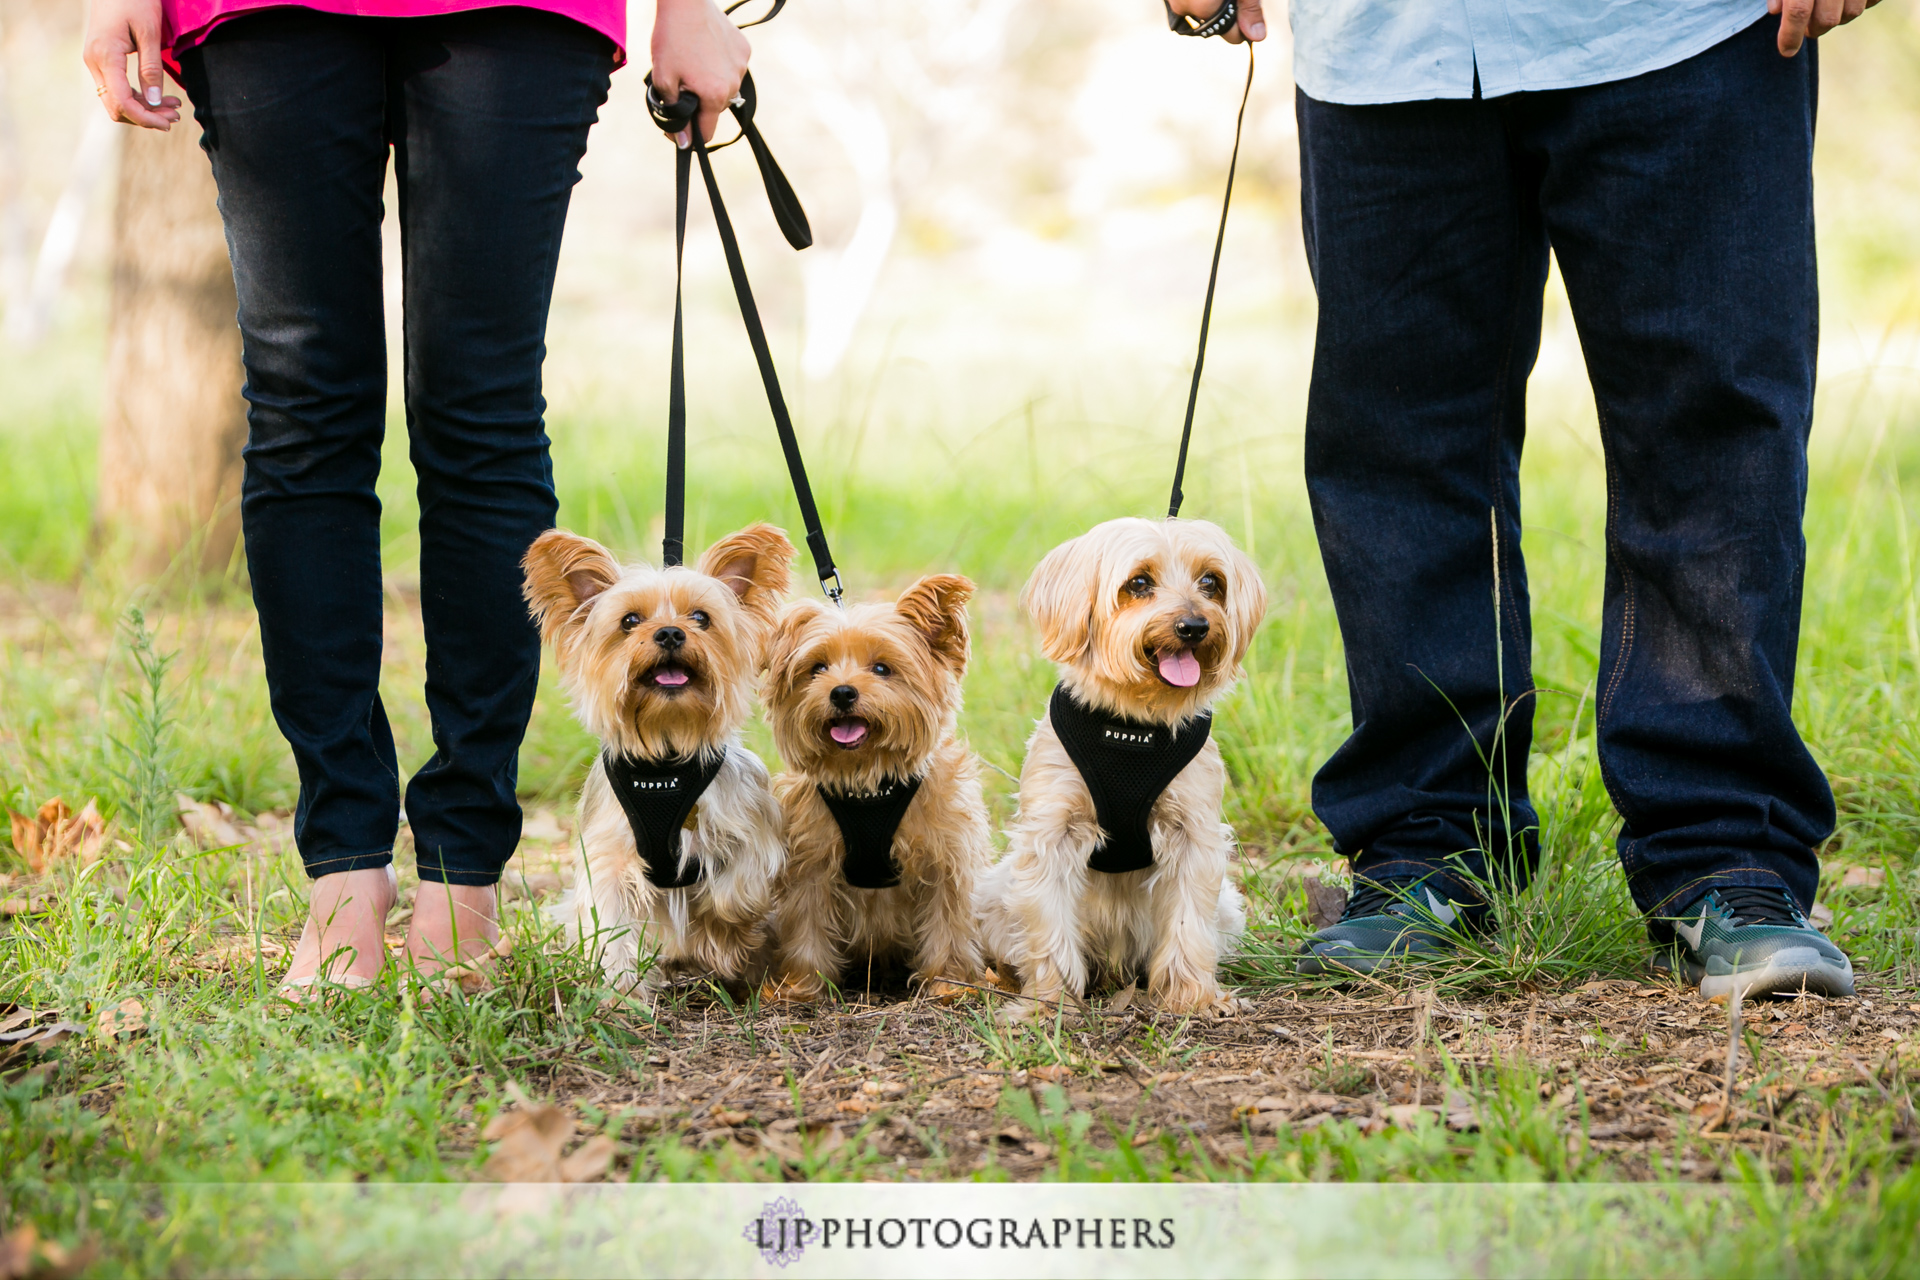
[603, 750, 727, 889]
[818, 776, 924, 889]
[1048, 685, 1212, 874]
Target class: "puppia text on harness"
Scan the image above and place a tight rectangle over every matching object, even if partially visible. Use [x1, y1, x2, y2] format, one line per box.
[819, 776, 924, 889]
[604, 750, 727, 889]
[1049, 685, 1211, 874]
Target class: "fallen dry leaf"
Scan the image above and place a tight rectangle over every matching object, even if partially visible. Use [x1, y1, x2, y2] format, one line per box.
[835, 1098, 872, 1115]
[94, 998, 146, 1040]
[1809, 903, 1834, 931]
[0, 1224, 98, 1280]
[176, 794, 247, 850]
[0, 1020, 87, 1063]
[710, 1107, 751, 1126]
[1840, 866, 1886, 889]
[1303, 875, 1348, 931]
[0, 896, 54, 917]
[193, 936, 288, 971]
[1028, 1064, 1073, 1085]
[0, 1008, 57, 1036]
[1108, 982, 1137, 1014]
[481, 1094, 611, 1183]
[6, 799, 108, 874]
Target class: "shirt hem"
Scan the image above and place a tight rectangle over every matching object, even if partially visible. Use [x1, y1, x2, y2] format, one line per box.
[1293, 5, 1768, 106]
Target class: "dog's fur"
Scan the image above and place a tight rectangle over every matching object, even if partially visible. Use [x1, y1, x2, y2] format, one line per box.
[760, 575, 993, 1001]
[523, 524, 794, 994]
[977, 517, 1267, 1017]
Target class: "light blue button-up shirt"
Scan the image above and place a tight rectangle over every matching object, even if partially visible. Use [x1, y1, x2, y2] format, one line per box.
[1289, 0, 1771, 104]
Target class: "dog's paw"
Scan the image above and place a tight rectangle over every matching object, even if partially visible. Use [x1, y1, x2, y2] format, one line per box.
[995, 997, 1044, 1027]
[1153, 979, 1240, 1019]
[921, 979, 976, 1003]
[758, 975, 823, 1005]
[983, 965, 1022, 994]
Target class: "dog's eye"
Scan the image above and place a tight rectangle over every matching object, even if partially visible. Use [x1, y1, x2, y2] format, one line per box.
[1197, 573, 1222, 597]
[872, 662, 891, 677]
[811, 662, 828, 676]
[689, 610, 711, 630]
[1125, 574, 1154, 598]
[620, 612, 642, 632]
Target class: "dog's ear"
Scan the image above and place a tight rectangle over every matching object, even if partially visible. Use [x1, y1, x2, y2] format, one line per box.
[895, 574, 974, 672]
[1021, 535, 1097, 664]
[763, 598, 831, 696]
[696, 523, 796, 625]
[523, 529, 622, 646]
[1222, 540, 1269, 670]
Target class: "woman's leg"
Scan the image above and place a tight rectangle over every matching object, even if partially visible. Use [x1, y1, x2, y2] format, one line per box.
[178, 11, 399, 984]
[386, 9, 614, 970]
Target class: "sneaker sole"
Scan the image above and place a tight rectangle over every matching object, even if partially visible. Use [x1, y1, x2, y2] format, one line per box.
[1683, 946, 1856, 1000]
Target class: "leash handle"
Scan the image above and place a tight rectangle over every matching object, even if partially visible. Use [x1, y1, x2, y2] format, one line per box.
[1168, 45, 1253, 520]
[1164, 0, 1239, 39]
[646, 76, 841, 603]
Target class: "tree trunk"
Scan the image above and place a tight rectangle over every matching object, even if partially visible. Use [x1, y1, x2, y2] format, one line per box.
[97, 110, 247, 578]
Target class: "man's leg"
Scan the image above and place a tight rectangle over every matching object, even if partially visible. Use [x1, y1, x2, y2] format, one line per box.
[1296, 88, 1545, 955]
[391, 9, 613, 909]
[1530, 18, 1848, 994]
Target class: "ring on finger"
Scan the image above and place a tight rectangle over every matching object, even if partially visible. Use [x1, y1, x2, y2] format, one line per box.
[729, 93, 745, 108]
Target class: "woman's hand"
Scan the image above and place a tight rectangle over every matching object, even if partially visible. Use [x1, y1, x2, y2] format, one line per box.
[82, 0, 182, 130]
[650, 0, 750, 147]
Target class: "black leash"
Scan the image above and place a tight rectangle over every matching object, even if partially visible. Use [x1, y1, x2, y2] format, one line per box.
[644, 62, 846, 604]
[1164, 2, 1253, 520]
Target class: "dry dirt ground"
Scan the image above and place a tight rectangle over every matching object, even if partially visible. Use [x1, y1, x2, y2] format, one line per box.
[469, 974, 1919, 1182]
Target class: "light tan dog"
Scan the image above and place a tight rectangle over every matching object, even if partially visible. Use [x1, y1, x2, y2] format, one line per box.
[522, 524, 794, 995]
[760, 575, 993, 1001]
[977, 517, 1267, 1018]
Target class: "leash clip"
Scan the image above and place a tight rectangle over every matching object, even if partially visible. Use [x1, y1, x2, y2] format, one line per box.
[823, 569, 846, 609]
[1164, 0, 1238, 38]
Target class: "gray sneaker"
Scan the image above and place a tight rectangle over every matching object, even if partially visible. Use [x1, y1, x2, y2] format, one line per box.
[1297, 878, 1484, 975]
[1658, 886, 1855, 999]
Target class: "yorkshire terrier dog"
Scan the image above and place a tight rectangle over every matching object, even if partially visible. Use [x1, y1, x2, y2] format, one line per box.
[522, 524, 794, 995]
[977, 517, 1267, 1018]
[760, 575, 993, 1002]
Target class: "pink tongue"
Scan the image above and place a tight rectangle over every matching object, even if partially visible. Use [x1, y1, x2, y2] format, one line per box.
[654, 668, 689, 687]
[830, 721, 868, 745]
[1157, 650, 1201, 688]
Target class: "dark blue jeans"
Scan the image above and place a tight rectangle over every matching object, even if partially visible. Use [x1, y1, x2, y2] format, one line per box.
[178, 7, 613, 885]
[1297, 16, 1833, 924]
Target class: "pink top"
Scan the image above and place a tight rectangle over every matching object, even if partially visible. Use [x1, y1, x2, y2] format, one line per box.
[163, 0, 627, 73]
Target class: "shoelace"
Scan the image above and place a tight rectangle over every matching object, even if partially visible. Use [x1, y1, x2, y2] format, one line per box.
[1707, 885, 1803, 928]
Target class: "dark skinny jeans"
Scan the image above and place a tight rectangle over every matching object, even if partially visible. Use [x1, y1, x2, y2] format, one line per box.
[178, 6, 614, 884]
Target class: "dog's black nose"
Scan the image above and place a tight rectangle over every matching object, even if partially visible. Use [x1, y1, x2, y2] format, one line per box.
[1174, 614, 1210, 644]
[829, 684, 859, 712]
[654, 626, 686, 651]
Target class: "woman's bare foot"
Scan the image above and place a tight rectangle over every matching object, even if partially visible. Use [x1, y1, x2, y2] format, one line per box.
[403, 881, 501, 981]
[280, 866, 397, 994]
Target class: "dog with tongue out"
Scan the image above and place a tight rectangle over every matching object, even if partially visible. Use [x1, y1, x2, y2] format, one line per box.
[976, 516, 1268, 1020]
[758, 574, 994, 1003]
[521, 523, 795, 999]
